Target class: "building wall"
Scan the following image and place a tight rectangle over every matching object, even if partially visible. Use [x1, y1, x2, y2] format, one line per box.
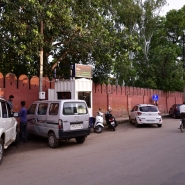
[0, 73, 183, 117]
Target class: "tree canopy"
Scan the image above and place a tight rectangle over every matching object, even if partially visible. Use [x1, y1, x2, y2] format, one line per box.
[0, 0, 185, 91]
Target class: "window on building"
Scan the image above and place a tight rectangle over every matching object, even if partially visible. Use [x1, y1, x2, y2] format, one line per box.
[78, 92, 91, 108]
[57, 92, 71, 99]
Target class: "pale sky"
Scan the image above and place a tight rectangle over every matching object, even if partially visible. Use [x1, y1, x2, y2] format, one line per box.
[161, 0, 185, 15]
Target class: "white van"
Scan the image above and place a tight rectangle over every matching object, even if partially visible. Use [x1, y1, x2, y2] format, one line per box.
[27, 99, 90, 148]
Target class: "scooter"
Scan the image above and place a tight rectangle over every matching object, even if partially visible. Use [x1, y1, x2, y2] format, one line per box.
[94, 109, 104, 133]
[105, 110, 117, 131]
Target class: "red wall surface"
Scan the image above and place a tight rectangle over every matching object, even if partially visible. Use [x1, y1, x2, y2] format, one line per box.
[0, 73, 183, 117]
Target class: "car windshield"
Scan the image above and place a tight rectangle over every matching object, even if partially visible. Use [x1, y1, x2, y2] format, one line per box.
[140, 106, 158, 112]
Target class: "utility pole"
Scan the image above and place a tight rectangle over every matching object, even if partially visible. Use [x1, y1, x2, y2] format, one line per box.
[39, 20, 44, 100]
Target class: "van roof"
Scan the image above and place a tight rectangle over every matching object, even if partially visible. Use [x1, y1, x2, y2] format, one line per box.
[33, 99, 86, 103]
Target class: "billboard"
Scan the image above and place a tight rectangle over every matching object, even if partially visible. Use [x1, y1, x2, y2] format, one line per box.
[73, 64, 92, 78]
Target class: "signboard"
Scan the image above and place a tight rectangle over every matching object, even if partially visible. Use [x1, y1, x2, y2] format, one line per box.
[73, 64, 92, 78]
[152, 94, 159, 101]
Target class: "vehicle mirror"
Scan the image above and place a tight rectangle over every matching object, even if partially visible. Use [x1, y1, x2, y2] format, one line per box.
[13, 112, 19, 117]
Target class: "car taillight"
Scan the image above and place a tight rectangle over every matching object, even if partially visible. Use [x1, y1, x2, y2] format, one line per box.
[58, 119, 63, 129]
[137, 112, 142, 116]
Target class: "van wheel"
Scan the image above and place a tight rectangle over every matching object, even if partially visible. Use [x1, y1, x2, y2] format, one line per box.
[48, 133, 59, 148]
[75, 136, 85, 144]
[0, 138, 4, 165]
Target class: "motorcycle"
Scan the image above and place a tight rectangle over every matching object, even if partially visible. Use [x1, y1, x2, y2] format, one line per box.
[94, 109, 104, 133]
[105, 110, 117, 131]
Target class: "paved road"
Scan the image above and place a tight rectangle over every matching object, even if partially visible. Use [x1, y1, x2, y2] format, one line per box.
[1, 117, 185, 185]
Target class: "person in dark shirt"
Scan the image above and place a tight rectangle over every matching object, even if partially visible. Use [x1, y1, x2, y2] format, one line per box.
[7, 95, 15, 115]
[19, 101, 27, 143]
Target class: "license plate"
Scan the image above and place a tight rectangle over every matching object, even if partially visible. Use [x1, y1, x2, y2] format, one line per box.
[70, 124, 83, 130]
[111, 122, 115, 125]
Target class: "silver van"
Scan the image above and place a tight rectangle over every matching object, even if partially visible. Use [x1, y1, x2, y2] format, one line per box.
[27, 99, 90, 148]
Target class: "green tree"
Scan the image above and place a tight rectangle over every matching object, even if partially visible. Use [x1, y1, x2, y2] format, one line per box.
[134, 6, 185, 91]
[0, 0, 114, 79]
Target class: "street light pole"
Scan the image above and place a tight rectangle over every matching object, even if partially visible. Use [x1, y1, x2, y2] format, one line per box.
[39, 20, 44, 100]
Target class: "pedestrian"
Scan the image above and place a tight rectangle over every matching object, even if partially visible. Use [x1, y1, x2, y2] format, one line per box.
[19, 101, 27, 143]
[7, 95, 15, 115]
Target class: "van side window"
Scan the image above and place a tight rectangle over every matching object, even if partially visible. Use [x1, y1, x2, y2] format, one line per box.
[28, 104, 37, 114]
[38, 103, 48, 115]
[6, 103, 12, 117]
[1, 102, 8, 118]
[49, 103, 59, 115]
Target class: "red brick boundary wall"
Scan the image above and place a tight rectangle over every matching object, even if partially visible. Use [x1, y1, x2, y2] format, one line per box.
[0, 73, 183, 117]
[92, 84, 183, 117]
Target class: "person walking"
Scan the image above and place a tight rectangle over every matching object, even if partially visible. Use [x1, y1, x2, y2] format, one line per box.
[19, 101, 27, 143]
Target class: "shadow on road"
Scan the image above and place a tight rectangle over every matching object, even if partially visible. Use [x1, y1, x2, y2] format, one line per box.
[4, 135, 82, 157]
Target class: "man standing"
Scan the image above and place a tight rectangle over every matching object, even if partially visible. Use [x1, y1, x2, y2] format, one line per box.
[180, 102, 185, 116]
[179, 102, 185, 128]
[7, 95, 15, 114]
[19, 101, 27, 143]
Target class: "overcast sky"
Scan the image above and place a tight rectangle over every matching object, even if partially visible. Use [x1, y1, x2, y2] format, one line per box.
[161, 0, 185, 15]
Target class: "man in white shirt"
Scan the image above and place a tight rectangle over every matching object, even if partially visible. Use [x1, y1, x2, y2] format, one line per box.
[180, 102, 185, 116]
[179, 102, 185, 129]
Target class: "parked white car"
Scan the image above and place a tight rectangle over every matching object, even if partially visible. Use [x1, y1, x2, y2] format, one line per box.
[0, 97, 18, 164]
[129, 104, 162, 127]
